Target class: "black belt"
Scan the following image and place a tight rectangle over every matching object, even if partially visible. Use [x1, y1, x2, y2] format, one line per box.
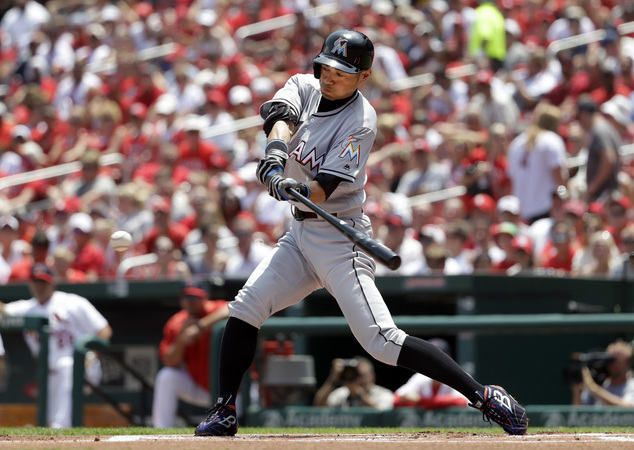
[293, 208, 336, 221]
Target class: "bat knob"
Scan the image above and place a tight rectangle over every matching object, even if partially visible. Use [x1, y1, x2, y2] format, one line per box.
[387, 255, 402, 271]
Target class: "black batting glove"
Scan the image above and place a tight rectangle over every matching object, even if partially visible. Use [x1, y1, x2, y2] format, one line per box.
[256, 140, 289, 185]
[257, 157, 284, 185]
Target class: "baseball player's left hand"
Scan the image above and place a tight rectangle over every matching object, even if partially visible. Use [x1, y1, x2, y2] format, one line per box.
[256, 156, 284, 185]
[267, 175, 309, 202]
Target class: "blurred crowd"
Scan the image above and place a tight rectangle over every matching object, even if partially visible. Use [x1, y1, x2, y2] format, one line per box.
[0, 0, 633, 285]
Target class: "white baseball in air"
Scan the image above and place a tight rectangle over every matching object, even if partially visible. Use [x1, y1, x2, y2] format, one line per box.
[109, 230, 133, 252]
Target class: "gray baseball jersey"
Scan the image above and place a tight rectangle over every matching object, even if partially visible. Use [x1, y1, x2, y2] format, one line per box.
[260, 74, 374, 215]
[229, 74, 407, 366]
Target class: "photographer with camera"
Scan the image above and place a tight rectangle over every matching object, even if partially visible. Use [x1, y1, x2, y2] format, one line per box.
[313, 356, 394, 411]
[571, 340, 634, 407]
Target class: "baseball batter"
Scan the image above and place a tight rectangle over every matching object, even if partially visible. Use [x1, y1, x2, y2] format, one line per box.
[0, 264, 112, 428]
[195, 29, 527, 437]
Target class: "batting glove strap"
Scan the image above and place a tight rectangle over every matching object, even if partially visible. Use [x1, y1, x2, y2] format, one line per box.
[264, 167, 283, 183]
[256, 140, 289, 185]
[256, 157, 284, 185]
[265, 139, 289, 159]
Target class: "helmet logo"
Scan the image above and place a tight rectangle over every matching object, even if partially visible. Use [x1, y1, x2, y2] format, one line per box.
[331, 37, 348, 57]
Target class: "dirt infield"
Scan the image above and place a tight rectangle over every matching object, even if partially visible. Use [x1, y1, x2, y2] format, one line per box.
[2, 432, 634, 449]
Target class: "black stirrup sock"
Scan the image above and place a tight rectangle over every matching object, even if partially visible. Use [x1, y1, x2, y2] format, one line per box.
[396, 336, 485, 403]
[218, 317, 259, 405]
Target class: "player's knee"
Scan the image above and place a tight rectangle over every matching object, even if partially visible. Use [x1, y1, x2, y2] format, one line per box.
[362, 329, 408, 366]
[154, 367, 180, 390]
[364, 346, 396, 365]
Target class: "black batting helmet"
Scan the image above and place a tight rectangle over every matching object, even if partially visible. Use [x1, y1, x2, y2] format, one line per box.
[313, 29, 374, 79]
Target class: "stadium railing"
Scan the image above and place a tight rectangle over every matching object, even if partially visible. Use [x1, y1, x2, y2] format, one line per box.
[0, 316, 49, 426]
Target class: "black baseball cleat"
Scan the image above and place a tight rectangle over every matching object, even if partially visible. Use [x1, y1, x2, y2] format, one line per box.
[194, 395, 238, 436]
[469, 385, 528, 435]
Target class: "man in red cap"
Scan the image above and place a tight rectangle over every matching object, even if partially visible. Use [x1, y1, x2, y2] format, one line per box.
[152, 283, 229, 428]
[0, 263, 112, 428]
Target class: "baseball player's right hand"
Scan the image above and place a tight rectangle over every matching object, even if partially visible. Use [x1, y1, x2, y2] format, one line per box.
[267, 174, 309, 202]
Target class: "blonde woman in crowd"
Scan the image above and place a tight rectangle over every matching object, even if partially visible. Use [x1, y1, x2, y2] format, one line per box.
[575, 231, 622, 278]
[507, 103, 567, 224]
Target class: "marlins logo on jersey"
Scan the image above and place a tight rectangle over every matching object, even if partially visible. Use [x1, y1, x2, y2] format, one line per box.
[331, 37, 348, 57]
[338, 136, 360, 168]
[289, 140, 325, 172]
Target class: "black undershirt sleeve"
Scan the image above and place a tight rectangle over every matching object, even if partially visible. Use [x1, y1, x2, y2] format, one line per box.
[315, 172, 343, 200]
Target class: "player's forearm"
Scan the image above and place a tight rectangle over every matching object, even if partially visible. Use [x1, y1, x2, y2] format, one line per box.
[96, 325, 113, 341]
[267, 120, 294, 145]
[304, 181, 326, 203]
[196, 306, 230, 332]
[313, 379, 336, 406]
[588, 384, 633, 407]
[161, 342, 187, 367]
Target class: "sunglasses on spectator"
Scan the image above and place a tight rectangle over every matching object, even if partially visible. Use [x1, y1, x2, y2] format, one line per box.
[551, 232, 569, 243]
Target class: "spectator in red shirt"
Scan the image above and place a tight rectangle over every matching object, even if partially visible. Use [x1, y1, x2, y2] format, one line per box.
[133, 143, 191, 192]
[119, 102, 152, 177]
[9, 230, 50, 282]
[507, 234, 535, 275]
[176, 114, 223, 172]
[120, 65, 164, 112]
[29, 104, 59, 158]
[462, 123, 512, 200]
[0, 102, 16, 154]
[491, 222, 520, 272]
[152, 284, 229, 428]
[52, 246, 87, 283]
[538, 220, 579, 273]
[603, 192, 634, 252]
[542, 49, 591, 107]
[66, 212, 104, 281]
[141, 196, 189, 254]
[48, 106, 89, 165]
[589, 58, 619, 106]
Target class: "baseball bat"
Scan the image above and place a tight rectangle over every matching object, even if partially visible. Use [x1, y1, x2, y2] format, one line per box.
[287, 188, 402, 270]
